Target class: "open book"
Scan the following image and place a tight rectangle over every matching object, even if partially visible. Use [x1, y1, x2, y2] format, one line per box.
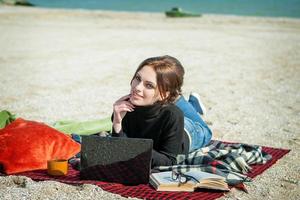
[150, 170, 230, 192]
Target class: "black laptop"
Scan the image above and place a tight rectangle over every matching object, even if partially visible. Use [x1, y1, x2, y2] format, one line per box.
[80, 135, 153, 185]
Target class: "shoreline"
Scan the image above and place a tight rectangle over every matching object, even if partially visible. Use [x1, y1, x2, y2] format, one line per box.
[1, 5, 300, 22]
[0, 5, 299, 200]
[2, 2, 300, 19]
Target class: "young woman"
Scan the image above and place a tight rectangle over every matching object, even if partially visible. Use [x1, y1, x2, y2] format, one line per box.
[112, 55, 212, 167]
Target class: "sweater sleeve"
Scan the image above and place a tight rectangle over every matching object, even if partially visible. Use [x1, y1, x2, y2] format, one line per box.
[151, 107, 184, 167]
[151, 149, 174, 167]
[111, 113, 127, 137]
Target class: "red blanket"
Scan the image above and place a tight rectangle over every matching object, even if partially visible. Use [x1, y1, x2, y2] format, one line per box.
[0, 145, 289, 200]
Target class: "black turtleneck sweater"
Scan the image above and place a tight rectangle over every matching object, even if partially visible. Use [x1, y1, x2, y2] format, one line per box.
[112, 103, 189, 167]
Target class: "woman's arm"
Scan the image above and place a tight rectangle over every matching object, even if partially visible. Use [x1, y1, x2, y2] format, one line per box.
[151, 106, 185, 167]
[112, 94, 134, 134]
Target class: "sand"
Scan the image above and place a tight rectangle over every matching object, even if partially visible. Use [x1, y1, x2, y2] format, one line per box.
[0, 5, 299, 200]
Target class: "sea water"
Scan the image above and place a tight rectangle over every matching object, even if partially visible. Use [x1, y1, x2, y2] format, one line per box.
[29, 0, 300, 18]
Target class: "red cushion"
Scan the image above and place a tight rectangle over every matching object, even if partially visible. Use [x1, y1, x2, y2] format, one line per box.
[0, 118, 80, 174]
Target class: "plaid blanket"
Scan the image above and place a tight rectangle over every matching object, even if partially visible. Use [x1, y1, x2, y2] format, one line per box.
[154, 140, 272, 185]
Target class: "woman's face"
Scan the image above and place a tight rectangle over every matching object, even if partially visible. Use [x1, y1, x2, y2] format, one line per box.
[130, 65, 162, 106]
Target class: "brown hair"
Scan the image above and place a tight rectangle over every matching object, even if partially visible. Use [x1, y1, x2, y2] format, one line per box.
[131, 55, 185, 104]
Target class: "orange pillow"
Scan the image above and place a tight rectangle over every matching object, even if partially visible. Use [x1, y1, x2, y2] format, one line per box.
[0, 118, 80, 174]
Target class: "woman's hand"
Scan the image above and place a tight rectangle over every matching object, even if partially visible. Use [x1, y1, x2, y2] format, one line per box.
[113, 94, 135, 133]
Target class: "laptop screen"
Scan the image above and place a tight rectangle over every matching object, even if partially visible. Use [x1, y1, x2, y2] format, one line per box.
[80, 135, 153, 185]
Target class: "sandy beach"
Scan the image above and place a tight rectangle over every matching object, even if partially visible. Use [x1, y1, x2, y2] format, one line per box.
[0, 5, 299, 200]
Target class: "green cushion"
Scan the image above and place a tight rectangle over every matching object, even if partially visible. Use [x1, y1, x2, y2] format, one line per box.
[0, 110, 16, 129]
[53, 117, 112, 135]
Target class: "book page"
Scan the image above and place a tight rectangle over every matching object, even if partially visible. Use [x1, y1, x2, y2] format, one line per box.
[151, 171, 197, 185]
[184, 170, 225, 182]
[150, 171, 229, 192]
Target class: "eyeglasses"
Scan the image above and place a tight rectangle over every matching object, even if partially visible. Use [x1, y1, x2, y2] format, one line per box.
[171, 170, 200, 185]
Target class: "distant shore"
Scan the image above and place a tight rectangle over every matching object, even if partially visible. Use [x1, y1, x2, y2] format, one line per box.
[2, 0, 300, 18]
[0, 5, 299, 200]
[0, 0, 34, 6]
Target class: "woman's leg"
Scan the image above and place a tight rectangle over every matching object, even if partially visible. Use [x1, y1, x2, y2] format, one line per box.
[175, 95, 212, 152]
[184, 117, 212, 152]
[188, 92, 207, 115]
[175, 95, 205, 123]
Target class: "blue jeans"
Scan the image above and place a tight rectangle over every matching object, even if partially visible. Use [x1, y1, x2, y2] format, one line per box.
[175, 95, 212, 152]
